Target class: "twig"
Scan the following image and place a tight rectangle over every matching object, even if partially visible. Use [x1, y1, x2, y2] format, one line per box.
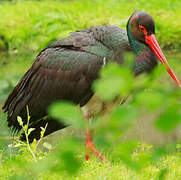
[24, 105, 37, 162]
[35, 123, 48, 151]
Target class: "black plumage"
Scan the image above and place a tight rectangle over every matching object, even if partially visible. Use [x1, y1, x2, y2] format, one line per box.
[3, 25, 132, 141]
[3, 11, 180, 142]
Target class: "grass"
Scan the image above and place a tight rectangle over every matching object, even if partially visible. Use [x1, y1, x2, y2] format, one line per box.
[1, 0, 181, 179]
[0, 0, 181, 52]
[1, 141, 181, 180]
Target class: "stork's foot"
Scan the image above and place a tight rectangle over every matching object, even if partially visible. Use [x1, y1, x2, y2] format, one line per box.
[85, 131, 104, 161]
[82, 113, 105, 161]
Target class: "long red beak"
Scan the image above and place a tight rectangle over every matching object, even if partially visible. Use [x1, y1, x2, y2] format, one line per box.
[145, 34, 181, 87]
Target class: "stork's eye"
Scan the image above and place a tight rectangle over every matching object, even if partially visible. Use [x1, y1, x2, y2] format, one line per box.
[140, 27, 144, 31]
[139, 25, 147, 35]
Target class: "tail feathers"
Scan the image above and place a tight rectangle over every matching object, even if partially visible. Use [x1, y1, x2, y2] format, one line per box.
[3, 68, 32, 112]
[20, 118, 66, 143]
[2, 63, 41, 131]
[6, 106, 29, 135]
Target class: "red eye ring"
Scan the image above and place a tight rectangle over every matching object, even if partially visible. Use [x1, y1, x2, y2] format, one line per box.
[139, 25, 148, 35]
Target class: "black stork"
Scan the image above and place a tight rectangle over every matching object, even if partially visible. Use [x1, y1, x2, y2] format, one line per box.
[3, 10, 181, 160]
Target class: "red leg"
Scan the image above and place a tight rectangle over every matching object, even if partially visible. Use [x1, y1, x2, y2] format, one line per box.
[83, 112, 104, 161]
[85, 127, 104, 160]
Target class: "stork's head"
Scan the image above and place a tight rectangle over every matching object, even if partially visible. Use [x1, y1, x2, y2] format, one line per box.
[127, 10, 181, 87]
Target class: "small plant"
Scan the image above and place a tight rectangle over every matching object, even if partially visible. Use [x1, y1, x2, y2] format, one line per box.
[16, 106, 48, 162]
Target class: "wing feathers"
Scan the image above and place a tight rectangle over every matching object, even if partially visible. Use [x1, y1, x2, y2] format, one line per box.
[3, 25, 131, 138]
[3, 47, 103, 133]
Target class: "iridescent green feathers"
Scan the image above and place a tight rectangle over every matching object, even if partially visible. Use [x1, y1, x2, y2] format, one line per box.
[3, 25, 131, 136]
[3, 22, 158, 141]
[48, 25, 131, 63]
[127, 10, 157, 75]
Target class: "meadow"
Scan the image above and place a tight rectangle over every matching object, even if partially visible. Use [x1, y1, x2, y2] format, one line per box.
[1, 0, 181, 179]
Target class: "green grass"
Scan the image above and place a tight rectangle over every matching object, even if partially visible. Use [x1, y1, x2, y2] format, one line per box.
[0, 0, 181, 52]
[1, 142, 181, 180]
[1, 0, 181, 179]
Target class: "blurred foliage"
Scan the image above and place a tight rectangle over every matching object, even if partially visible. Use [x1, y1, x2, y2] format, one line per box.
[0, 0, 181, 52]
[93, 63, 134, 100]
[49, 101, 85, 129]
[1, 0, 181, 179]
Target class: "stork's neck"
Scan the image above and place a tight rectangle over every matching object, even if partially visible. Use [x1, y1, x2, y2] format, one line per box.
[127, 24, 158, 75]
[126, 22, 147, 54]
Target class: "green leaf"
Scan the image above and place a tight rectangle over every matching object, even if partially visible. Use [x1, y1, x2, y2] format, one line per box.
[155, 104, 181, 132]
[27, 128, 35, 136]
[119, 141, 138, 154]
[95, 105, 140, 145]
[135, 91, 164, 110]
[48, 101, 84, 129]
[109, 105, 139, 133]
[60, 151, 82, 175]
[94, 77, 123, 101]
[151, 147, 168, 162]
[23, 125, 27, 131]
[17, 116, 23, 126]
[51, 137, 83, 175]
[40, 127, 45, 132]
[93, 63, 134, 101]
